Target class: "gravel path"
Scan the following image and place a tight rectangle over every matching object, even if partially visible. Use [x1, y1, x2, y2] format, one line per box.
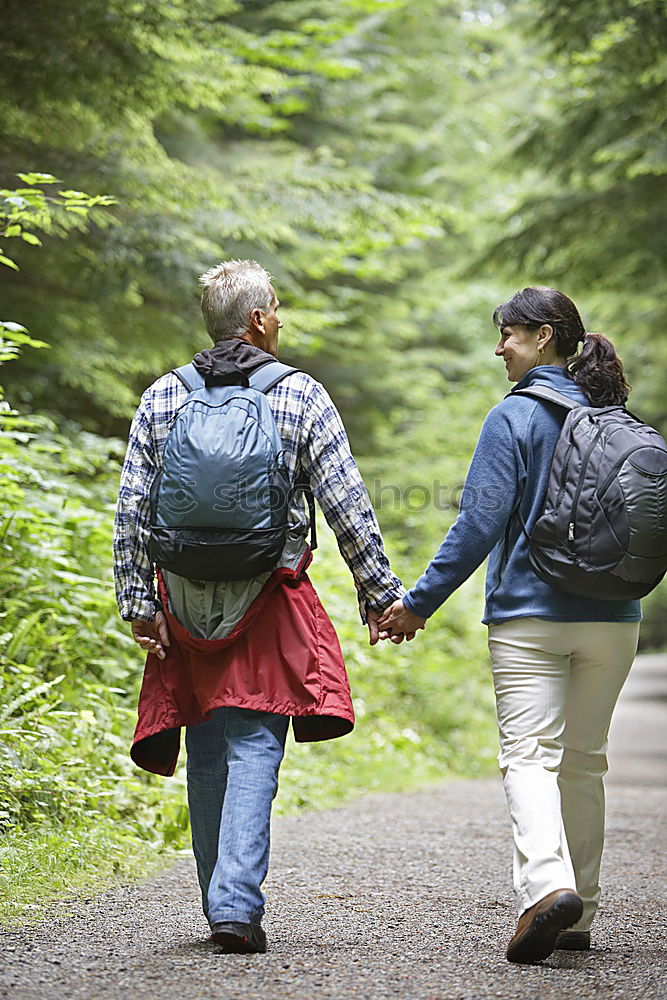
[2, 661, 666, 1000]
[608, 653, 667, 787]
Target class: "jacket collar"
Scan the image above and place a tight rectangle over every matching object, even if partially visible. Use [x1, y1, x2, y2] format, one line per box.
[511, 365, 589, 403]
[192, 337, 275, 385]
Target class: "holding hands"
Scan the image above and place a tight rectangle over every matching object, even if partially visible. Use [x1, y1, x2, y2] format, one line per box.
[370, 599, 426, 645]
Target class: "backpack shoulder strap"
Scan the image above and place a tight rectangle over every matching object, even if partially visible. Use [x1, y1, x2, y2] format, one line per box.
[249, 359, 317, 552]
[505, 386, 583, 546]
[509, 386, 583, 411]
[172, 363, 204, 392]
[249, 360, 301, 394]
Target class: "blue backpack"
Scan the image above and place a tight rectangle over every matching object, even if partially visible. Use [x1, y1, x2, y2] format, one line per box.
[149, 359, 314, 581]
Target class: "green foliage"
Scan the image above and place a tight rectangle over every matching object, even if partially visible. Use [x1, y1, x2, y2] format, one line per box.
[491, 0, 666, 289]
[479, 0, 667, 646]
[0, 0, 516, 445]
[0, 823, 164, 926]
[0, 349, 185, 835]
[637, 576, 667, 652]
[486, 0, 667, 429]
[1, 174, 115, 270]
[3, 0, 665, 919]
[0, 318, 188, 921]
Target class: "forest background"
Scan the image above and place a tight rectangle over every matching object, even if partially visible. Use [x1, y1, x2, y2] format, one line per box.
[1, 0, 665, 922]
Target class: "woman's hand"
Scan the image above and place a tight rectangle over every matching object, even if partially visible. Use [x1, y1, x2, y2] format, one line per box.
[377, 599, 426, 643]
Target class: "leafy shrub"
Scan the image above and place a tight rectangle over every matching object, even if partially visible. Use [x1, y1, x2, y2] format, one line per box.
[0, 364, 187, 835]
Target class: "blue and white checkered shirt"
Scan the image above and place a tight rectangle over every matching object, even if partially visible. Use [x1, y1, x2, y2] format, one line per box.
[113, 367, 404, 622]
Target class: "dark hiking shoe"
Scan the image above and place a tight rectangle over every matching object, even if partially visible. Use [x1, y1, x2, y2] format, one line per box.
[555, 929, 590, 950]
[210, 921, 267, 954]
[506, 889, 584, 964]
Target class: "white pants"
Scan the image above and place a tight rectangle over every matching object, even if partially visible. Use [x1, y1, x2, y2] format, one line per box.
[487, 616, 640, 930]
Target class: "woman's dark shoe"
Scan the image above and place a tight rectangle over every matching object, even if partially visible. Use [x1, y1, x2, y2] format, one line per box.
[506, 889, 584, 964]
[210, 921, 267, 954]
[555, 929, 591, 950]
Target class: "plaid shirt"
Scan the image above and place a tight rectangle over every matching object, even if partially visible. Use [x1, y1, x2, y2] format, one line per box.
[113, 368, 404, 622]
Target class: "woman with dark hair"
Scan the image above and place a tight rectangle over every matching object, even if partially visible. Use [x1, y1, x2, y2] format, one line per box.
[379, 286, 642, 964]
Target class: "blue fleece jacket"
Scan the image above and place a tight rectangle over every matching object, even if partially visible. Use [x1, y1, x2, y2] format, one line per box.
[403, 365, 642, 625]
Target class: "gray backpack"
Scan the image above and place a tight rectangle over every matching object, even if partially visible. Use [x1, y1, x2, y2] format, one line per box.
[513, 386, 667, 600]
[149, 359, 315, 582]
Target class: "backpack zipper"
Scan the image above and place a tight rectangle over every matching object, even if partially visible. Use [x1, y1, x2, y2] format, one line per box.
[556, 409, 590, 507]
[557, 442, 575, 507]
[568, 425, 606, 546]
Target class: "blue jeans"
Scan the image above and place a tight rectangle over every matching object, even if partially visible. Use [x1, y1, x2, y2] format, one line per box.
[185, 707, 289, 927]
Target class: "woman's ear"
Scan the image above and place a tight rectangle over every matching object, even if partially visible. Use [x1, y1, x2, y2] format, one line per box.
[537, 323, 554, 349]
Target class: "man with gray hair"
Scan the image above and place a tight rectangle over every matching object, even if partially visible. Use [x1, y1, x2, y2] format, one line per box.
[114, 259, 407, 953]
[199, 259, 276, 341]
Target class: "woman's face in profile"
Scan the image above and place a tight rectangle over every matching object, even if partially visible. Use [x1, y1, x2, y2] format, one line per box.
[495, 324, 540, 383]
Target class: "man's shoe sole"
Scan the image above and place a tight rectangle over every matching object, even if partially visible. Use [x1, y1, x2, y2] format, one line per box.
[211, 929, 267, 954]
[507, 892, 584, 964]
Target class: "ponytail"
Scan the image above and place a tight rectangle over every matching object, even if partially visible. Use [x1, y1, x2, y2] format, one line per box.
[565, 332, 629, 407]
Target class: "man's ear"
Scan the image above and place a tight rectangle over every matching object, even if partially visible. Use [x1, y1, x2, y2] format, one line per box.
[249, 307, 264, 333]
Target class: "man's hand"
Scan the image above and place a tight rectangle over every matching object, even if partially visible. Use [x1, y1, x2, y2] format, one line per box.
[367, 606, 412, 645]
[368, 602, 422, 645]
[367, 607, 383, 646]
[377, 599, 426, 643]
[131, 610, 171, 660]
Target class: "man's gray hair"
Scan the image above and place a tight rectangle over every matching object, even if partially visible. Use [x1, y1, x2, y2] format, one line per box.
[199, 259, 273, 341]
